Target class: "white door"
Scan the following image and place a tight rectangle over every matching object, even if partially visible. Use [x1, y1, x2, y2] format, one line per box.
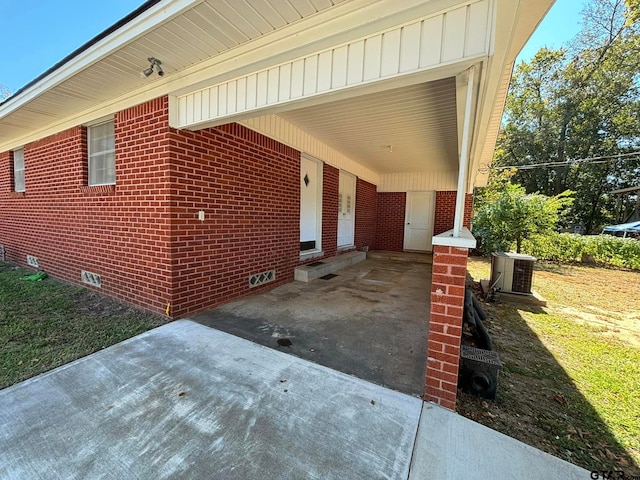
[300, 156, 322, 252]
[337, 171, 356, 247]
[404, 191, 435, 252]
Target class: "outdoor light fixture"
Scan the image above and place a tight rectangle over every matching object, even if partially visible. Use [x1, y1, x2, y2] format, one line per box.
[141, 57, 164, 78]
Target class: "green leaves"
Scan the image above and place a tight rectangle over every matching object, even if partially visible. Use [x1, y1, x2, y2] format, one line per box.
[494, 0, 640, 233]
[473, 173, 574, 254]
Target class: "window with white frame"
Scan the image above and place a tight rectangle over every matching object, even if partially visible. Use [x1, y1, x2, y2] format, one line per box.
[88, 120, 115, 186]
[13, 148, 25, 192]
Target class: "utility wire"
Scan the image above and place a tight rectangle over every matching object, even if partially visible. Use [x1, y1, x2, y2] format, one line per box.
[490, 151, 640, 171]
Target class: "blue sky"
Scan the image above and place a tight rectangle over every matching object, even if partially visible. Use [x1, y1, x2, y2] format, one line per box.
[0, 0, 589, 94]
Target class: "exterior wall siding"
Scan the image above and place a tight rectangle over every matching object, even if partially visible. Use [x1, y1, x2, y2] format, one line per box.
[354, 178, 377, 250]
[1, 93, 474, 322]
[168, 122, 300, 317]
[321, 163, 339, 259]
[376, 192, 406, 251]
[0, 98, 174, 314]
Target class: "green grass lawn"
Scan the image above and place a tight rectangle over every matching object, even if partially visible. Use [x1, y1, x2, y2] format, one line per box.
[525, 310, 640, 461]
[462, 257, 640, 474]
[0, 263, 166, 390]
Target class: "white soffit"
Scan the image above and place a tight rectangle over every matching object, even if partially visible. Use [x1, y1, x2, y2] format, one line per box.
[0, 0, 347, 149]
[279, 79, 458, 174]
[173, 0, 494, 129]
[241, 115, 381, 185]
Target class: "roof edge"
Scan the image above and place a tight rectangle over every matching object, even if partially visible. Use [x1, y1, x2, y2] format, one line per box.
[0, 0, 162, 109]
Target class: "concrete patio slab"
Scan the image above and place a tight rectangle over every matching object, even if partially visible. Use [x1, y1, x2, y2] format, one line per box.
[0, 320, 422, 480]
[193, 256, 431, 397]
[0, 320, 590, 480]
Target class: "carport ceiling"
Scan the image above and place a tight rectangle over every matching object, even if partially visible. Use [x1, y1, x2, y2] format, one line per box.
[279, 77, 459, 174]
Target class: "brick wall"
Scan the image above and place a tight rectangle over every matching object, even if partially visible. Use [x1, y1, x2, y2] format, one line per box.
[376, 192, 406, 251]
[168, 122, 300, 317]
[0, 97, 174, 314]
[0, 97, 303, 318]
[321, 164, 339, 258]
[354, 178, 377, 250]
[424, 245, 468, 410]
[434, 191, 473, 235]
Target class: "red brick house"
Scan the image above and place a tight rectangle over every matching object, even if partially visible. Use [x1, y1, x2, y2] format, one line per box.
[0, 0, 553, 409]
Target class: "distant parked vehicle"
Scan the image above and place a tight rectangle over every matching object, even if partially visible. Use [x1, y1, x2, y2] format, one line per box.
[602, 221, 640, 240]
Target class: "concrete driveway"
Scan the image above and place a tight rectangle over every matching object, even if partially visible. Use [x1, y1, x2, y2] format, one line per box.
[192, 254, 431, 397]
[0, 320, 588, 479]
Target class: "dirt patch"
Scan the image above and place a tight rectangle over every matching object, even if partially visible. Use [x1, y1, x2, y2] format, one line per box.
[555, 305, 640, 347]
[459, 257, 640, 476]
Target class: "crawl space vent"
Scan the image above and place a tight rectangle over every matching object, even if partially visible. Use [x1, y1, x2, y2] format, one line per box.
[249, 270, 275, 288]
[26, 255, 39, 268]
[81, 271, 102, 288]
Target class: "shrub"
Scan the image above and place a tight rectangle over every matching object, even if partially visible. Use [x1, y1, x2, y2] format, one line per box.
[520, 233, 640, 270]
[473, 172, 573, 255]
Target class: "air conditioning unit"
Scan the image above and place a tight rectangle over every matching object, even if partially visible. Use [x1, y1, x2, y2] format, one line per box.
[490, 253, 536, 294]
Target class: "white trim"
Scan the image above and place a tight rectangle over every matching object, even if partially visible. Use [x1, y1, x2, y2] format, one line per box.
[173, 1, 493, 129]
[83, 114, 114, 127]
[454, 65, 476, 236]
[12, 147, 25, 193]
[87, 120, 116, 187]
[432, 227, 476, 249]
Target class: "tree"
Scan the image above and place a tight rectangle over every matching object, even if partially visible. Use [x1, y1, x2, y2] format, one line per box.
[493, 0, 640, 233]
[473, 171, 573, 254]
[626, 0, 640, 23]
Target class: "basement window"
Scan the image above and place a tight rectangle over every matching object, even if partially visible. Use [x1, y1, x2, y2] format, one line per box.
[13, 148, 25, 192]
[88, 120, 115, 186]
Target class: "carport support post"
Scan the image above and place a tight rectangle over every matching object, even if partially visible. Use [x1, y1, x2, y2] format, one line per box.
[423, 65, 478, 409]
[424, 245, 469, 410]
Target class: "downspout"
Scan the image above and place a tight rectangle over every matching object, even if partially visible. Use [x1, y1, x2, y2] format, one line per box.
[453, 65, 476, 237]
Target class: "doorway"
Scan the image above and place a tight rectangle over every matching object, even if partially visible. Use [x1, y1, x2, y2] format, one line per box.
[300, 155, 322, 254]
[337, 171, 356, 248]
[403, 191, 435, 252]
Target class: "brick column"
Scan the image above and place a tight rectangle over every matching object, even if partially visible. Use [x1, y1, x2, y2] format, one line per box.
[424, 245, 469, 410]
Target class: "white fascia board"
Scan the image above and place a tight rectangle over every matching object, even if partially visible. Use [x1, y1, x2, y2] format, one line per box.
[0, 0, 204, 120]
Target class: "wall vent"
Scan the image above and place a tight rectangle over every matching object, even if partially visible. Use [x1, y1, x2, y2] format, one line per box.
[26, 255, 39, 268]
[249, 270, 275, 288]
[81, 270, 102, 288]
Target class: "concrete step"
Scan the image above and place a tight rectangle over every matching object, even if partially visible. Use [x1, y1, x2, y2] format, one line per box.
[367, 250, 433, 264]
[295, 251, 366, 282]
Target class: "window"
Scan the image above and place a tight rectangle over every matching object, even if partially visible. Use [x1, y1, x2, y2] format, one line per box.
[13, 148, 25, 192]
[88, 120, 115, 186]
